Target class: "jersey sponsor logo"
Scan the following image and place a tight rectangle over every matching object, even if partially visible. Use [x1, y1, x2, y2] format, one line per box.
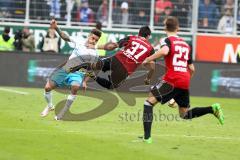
[196, 35, 239, 63]
[174, 66, 187, 72]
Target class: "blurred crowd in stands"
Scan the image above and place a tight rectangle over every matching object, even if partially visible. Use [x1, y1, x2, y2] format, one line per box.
[1, 0, 240, 55]
[0, 26, 35, 52]
[0, 0, 239, 33]
[0, 26, 62, 53]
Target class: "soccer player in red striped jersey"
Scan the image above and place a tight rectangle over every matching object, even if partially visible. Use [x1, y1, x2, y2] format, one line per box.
[72, 26, 155, 89]
[141, 16, 224, 144]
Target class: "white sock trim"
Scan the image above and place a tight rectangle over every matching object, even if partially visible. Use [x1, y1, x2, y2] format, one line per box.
[67, 94, 77, 101]
[144, 100, 152, 106]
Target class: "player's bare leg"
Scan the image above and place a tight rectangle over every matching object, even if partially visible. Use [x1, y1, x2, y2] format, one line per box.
[41, 80, 56, 117]
[55, 84, 78, 120]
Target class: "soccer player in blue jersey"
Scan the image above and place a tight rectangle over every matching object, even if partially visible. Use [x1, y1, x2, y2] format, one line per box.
[40, 20, 102, 120]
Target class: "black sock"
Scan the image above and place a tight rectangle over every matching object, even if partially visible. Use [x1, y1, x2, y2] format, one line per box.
[96, 77, 113, 89]
[183, 107, 213, 119]
[143, 102, 153, 139]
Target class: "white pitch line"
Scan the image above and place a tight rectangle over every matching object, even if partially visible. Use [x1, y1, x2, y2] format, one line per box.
[0, 88, 29, 95]
[0, 128, 239, 141]
[50, 130, 240, 141]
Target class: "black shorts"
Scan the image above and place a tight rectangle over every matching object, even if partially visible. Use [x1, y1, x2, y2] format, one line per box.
[150, 81, 190, 108]
[101, 56, 128, 87]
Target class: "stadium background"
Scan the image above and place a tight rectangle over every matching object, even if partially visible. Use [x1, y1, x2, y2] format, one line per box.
[0, 1, 240, 160]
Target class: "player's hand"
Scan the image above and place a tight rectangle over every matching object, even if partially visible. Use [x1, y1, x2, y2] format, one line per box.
[143, 58, 150, 65]
[142, 60, 147, 65]
[82, 81, 87, 93]
[144, 78, 151, 85]
[50, 19, 58, 29]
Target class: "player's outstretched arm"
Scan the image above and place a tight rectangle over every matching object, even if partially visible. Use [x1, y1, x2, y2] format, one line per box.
[94, 37, 129, 51]
[50, 19, 71, 42]
[96, 42, 118, 51]
[143, 46, 169, 64]
[188, 64, 195, 78]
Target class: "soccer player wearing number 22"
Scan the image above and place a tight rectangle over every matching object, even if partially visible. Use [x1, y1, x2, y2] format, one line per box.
[141, 16, 224, 144]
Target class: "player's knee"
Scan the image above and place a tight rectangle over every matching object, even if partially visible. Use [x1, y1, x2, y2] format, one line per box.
[179, 111, 190, 119]
[146, 96, 157, 106]
[45, 81, 55, 92]
[45, 85, 52, 92]
[179, 107, 189, 119]
[71, 85, 80, 94]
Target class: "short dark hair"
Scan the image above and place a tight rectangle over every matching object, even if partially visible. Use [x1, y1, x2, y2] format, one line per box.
[96, 21, 102, 31]
[4, 26, 10, 34]
[164, 16, 179, 32]
[90, 29, 102, 38]
[138, 26, 151, 38]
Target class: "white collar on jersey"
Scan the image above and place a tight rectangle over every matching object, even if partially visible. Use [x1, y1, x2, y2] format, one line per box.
[167, 35, 179, 38]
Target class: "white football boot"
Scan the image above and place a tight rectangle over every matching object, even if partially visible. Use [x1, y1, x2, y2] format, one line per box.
[40, 105, 55, 117]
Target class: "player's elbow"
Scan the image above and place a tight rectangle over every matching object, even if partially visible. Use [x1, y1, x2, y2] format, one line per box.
[162, 51, 169, 56]
[156, 46, 169, 57]
[189, 64, 195, 73]
[162, 46, 169, 55]
[188, 64, 195, 77]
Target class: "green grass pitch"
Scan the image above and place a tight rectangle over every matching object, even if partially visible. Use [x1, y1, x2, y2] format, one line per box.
[0, 87, 239, 160]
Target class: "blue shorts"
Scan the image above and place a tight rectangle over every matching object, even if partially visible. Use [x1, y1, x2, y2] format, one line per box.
[50, 68, 84, 87]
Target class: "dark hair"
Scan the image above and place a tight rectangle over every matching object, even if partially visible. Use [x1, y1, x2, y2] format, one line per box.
[138, 26, 151, 38]
[164, 16, 179, 32]
[90, 28, 102, 38]
[96, 21, 102, 31]
[4, 26, 10, 34]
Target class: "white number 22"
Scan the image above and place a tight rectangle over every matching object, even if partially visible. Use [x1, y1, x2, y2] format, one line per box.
[173, 45, 189, 67]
